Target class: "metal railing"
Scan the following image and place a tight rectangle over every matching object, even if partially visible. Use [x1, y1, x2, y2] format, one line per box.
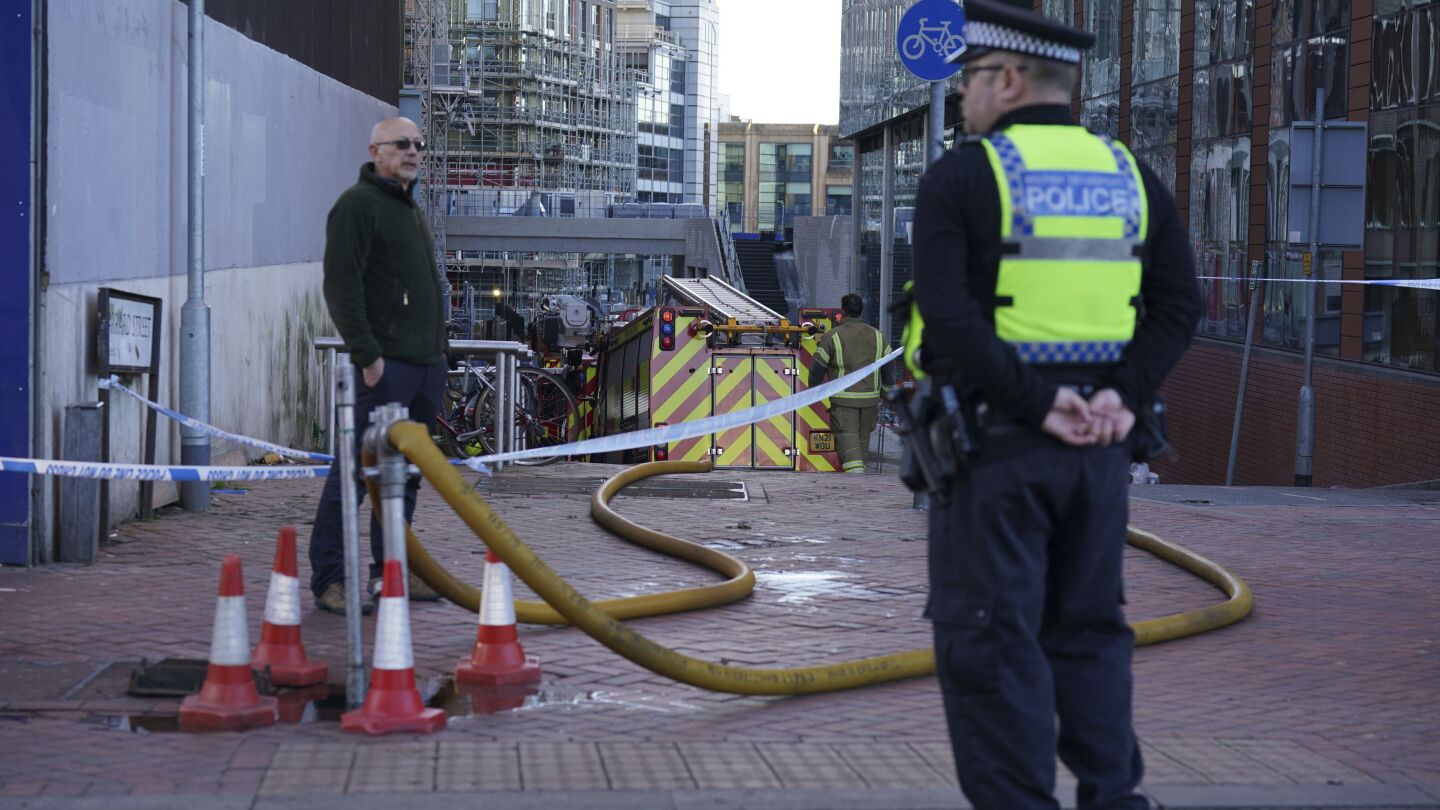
[716, 209, 747, 294]
[314, 337, 534, 469]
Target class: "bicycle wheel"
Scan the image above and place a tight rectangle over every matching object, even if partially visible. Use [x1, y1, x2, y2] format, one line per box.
[514, 367, 579, 466]
[475, 368, 578, 466]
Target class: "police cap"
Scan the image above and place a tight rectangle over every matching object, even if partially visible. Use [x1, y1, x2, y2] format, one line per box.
[947, 0, 1095, 65]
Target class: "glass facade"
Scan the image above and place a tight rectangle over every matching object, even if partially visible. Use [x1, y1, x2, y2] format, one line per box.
[1262, 0, 1351, 356]
[1193, 0, 1254, 340]
[838, 0, 1440, 378]
[1366, 2, 1440, 370]
[718, 142, 744, 231]
[758, 143, 813, 232]
[839, 0, 930, 138]
[1081, 0, 1122, 137]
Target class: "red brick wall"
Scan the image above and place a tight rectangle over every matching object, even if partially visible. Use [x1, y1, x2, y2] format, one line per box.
[1154, 339, 1440, 487]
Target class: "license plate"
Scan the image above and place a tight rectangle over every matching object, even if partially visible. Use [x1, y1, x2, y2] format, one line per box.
[809, 432, 835, 453]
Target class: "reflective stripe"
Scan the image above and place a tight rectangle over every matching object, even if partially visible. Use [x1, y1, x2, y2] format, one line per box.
[263, 572, 301, 626]
[373, 596, 415, 670]
[480, 558, 517, 626]
[1013, 341, 1127, 364]
[1010, 237, 1140, 262]
[210, 596, 250, 666]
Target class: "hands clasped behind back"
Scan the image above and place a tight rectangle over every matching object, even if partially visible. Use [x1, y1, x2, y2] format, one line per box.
[1040, 387, 1134, 448]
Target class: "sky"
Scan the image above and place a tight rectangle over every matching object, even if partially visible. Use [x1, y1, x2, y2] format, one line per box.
[716, 0, 841, 125]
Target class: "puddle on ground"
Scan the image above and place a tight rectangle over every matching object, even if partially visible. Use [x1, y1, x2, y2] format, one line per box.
[754, 570, 852, 604]
[98, 678, 691, 733]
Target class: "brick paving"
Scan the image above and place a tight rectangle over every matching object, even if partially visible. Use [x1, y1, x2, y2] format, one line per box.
[0, 461, 1436, 808]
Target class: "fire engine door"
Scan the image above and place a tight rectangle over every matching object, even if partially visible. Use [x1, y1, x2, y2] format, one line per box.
[709, 354, 797, 470]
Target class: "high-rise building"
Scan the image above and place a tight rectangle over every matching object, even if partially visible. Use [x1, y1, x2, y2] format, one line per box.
[404, 0, 640, 315]
[617, 0, 721, 210]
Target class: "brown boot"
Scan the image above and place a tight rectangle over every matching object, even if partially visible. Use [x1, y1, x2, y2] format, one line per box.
[368, 571, 443, 602]
[315, 582, 375, 615]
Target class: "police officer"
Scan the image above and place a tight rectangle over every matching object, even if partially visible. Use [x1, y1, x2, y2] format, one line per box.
[911, 1, 1201, 807]
[808, 293, 894, 473]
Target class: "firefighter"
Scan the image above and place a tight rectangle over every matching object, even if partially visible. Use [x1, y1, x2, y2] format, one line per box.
[808, 293, 894, 473]
[911, 1, 1202, 807]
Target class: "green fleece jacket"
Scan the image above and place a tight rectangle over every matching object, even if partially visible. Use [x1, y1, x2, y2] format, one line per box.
[322, 163, 447, 369]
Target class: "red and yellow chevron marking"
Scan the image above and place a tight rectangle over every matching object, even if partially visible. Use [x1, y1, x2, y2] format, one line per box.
[710, 355, 752, 468]
[794, 310, 840, 473]
[575, 362, 598, 441]
[751, 356, 796, 469]
[649, 317, 712, 462]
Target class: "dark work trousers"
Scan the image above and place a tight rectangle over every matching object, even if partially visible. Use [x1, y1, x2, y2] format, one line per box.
[309, 357, 448, 596]
[928, 440, 1145, 810]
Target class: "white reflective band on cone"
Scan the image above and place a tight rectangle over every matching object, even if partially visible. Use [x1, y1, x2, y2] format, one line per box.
[480, 560, 517, 626]
[372, 596, 415, 670]
[210, 596, 251, 666]
[264, 572, 301, 626]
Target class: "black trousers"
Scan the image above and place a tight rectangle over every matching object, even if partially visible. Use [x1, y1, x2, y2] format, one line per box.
[309, 358, 447, 596]
[928, 440, 1146, 810]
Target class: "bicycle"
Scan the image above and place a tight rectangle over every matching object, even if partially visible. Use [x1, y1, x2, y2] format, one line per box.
[434, 358, 579, 466]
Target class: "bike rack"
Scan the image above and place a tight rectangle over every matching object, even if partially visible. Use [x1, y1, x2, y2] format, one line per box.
[314, 337, 534, 469]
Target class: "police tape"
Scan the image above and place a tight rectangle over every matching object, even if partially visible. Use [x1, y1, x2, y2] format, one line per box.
[0, 457, 329, 481]
[463, 347, 905, 472]
[1197, 275, 1440, 290]
[100, 376, 336, 463]
[6, 349, 900, 481]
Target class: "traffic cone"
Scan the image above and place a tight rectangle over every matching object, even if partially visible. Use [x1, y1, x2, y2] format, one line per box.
[340, 560, 445, 735]
[180, 555, 278, 732]
[455, 549, 542, 687]
[250, 527, 328, 686]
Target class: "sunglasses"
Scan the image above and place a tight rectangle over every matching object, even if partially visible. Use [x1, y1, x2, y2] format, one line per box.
[374, 138, 427, 152]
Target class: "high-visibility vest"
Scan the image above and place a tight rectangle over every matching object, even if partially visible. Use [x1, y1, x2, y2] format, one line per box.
[905, 125, 1148, 372]
[983, 124, 1147, 363]
[815, 319, 886, 404]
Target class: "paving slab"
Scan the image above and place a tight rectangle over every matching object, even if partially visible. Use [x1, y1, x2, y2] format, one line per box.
[0, 461, 1436, 809]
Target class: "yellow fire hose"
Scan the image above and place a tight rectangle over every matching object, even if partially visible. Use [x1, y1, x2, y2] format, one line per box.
[383, 421, 1253, 696]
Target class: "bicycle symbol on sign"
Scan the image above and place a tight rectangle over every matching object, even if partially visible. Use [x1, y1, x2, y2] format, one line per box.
[901, 18, 964, 61]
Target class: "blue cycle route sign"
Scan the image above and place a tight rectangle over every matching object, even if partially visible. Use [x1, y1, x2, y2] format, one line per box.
[897, 0, 967, 81]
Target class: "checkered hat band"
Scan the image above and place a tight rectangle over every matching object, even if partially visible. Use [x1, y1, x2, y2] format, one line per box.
[963, 21, 1083, 64]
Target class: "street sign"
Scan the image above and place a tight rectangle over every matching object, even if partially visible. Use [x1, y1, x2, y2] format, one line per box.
[1286, 120, 1368, 249]
[897, 0, 966, 82]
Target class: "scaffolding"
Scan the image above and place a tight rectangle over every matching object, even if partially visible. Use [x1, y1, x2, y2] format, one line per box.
[405, 0, 640, 324]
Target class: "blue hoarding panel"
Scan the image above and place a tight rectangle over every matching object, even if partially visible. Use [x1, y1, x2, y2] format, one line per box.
[1, 4, 33, 563]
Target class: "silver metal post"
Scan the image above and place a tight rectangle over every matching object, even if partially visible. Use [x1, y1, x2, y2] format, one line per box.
[335, 357, 366, 708]
[179, 0, 210, 511]
[927, 80, 946, 167]
[494, 351, 509, 469]
[367, 403, 411, 571]
[509, 352, 522, 457]
[326, 348, 337, 459]
[878, 125, 895, 341]
[850, 145, 863, 293]
[1295, 87, 1324, 487]
[1226, 262, 1263, 486]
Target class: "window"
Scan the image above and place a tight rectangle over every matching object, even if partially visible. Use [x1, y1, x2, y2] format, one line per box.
[1192, 0, 1255, 340]
[825, 185, 853, 216]
[828, 143, 855, 169]
[758, 143, 814, 232]
[1081, 0, 1122, 138]
[1263, 0, 1351, 356]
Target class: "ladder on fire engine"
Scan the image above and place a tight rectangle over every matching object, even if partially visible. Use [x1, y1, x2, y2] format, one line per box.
[658, 276, 784, 327]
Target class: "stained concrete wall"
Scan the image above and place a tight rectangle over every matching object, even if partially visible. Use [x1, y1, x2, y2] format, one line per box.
[35, 0, 396, 558]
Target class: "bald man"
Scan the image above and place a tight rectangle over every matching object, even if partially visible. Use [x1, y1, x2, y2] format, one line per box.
[309, 117, 447, 614]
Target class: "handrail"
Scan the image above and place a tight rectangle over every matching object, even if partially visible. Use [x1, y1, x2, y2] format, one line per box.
[312, 336, 533, 464]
